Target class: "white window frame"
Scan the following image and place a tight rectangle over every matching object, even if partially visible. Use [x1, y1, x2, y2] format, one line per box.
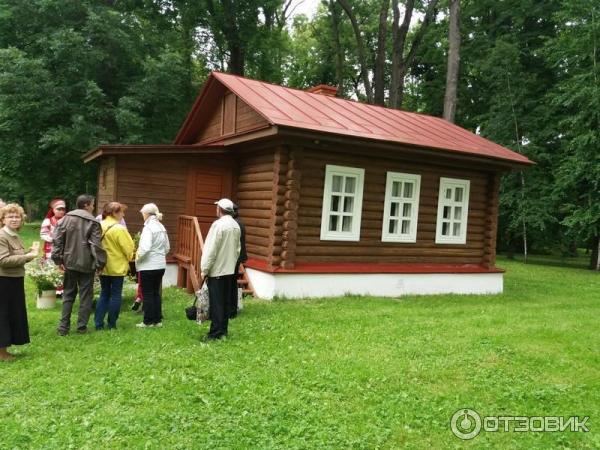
[320, 165, 365, 241]
[381, 172, 421, 243]
[435, 177, 470, 244]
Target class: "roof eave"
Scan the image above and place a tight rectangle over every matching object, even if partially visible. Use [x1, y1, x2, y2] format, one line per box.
[277, 126, 534, 170]
[82, 144, 227, 163]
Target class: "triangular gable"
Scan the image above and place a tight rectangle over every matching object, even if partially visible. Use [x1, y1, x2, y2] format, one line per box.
[174, 77, 270, 145]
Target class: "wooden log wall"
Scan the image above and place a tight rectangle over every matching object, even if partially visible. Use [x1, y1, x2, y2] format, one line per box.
[295, 147, 496, 265]
[97, 157, 116, 209]
[236, 149, 281, 266]
[280, 147, 302, 269]
[113, 156, 189, 254]
[482, 173, 500, 268]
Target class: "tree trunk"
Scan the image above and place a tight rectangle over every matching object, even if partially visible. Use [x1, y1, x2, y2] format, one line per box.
[329, 0, 345, 96]
[591, 234, 600, 270]
[390, 0, 414, 108]
[228, 44, 245, 75]
[374, 0, 390, 105]
[337, 0, 374, 103]
[390, 0, 439, 109]
[443, 0, 460, 122]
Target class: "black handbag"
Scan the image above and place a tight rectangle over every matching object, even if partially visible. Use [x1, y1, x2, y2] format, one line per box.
[185, 300, 197, 321]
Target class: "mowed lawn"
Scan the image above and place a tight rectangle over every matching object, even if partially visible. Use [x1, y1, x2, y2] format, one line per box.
[2, 225, 599, 449]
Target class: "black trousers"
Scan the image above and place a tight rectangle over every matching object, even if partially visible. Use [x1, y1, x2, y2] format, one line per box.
[207, 275, 235, 338]
[140, 269, 165, 325]
[0, 277, 30, 347]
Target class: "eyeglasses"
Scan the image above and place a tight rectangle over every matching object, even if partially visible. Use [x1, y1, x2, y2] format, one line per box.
[55, 207, 66, 211]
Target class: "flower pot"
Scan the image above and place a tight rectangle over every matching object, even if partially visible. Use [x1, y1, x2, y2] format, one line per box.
[37, 290, 57, 309]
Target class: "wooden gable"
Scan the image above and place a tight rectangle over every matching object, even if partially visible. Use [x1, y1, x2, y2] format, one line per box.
[193, 91, 269, 144]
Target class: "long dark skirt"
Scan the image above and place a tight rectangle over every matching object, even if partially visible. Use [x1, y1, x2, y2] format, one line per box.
[0, 276, 30, 347]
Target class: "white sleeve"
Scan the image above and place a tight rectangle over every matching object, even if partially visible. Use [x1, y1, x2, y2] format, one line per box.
[136, 227, 152, 262]
[40, 218, 53, 243]
[200, 222, 221, 277]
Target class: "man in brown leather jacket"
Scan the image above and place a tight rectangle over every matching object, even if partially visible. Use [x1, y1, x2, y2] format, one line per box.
[52, 194, 106, 335]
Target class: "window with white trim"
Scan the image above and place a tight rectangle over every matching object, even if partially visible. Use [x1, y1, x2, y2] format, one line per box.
[435, 177, 470, 244]
[381, 172, 421, 242]
[320, 165, 365, 241]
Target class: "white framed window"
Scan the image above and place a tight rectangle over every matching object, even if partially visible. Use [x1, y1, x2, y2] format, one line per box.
[435, 177, 470, 244]
[320, 165, 365, 241]
[381, 172, 421, 242]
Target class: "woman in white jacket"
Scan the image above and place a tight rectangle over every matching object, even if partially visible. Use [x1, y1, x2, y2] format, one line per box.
[135, 203, 170, 328]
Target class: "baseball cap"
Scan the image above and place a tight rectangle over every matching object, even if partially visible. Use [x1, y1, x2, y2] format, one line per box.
[214, 198, 234, 213]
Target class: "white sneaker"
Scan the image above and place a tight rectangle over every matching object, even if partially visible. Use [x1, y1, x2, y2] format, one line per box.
[154, 322, 163, 328]
[136, 322, 152, 328]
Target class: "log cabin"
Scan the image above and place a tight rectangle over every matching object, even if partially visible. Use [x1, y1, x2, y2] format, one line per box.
[84, 71, 533, 299]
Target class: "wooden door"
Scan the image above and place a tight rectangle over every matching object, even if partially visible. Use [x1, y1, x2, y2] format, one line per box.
[186, 159, 235, 237]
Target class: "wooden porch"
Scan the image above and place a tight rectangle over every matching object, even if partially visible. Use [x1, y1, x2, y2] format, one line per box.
[174, 215, 255, 296]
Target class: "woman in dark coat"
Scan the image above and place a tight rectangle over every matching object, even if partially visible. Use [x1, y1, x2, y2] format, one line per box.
[0, 203, 39, 361]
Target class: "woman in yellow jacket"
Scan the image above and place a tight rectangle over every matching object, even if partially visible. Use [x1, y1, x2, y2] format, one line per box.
[94, 202, 135, 330]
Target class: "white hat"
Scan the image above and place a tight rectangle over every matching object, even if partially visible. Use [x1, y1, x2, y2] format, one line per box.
[214, 198, 234, 213]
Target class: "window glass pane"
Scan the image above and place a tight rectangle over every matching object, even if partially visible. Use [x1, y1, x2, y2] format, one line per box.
[390, 202, 399, 217]
[442, 221, 450, 236]
[392, 181, 401, 197]
[331, 195, 340, 212]
[443, 206, 451, 219]
[343, 196, 354, 213]
[344, 177, 356, 194]
[332, 175, 343, 193]
[389, 219, 398, 234]
[455, 187, 463, 202]
[402, 203, 412, 218]
[342, 216, 352, 232]
[403, 182, 413, 198]
[329, 215, 339, 231]
[401, 220, 410, 234]
[445, 188, 452, 199]
[453, 222, 461, 236]
[454, 207, 462, 220]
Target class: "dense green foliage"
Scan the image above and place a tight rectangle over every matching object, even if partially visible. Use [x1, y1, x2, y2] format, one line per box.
[3, 224, 600, 448]
[0, 0, 598, 265]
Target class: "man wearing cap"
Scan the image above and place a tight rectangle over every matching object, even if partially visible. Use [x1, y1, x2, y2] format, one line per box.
[200, 198, 241, 341]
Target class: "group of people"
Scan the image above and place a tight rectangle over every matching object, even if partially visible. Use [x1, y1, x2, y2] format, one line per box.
[0, 193, 247, 360]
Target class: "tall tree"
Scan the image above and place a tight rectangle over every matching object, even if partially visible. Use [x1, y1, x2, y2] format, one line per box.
[390, 0, 439, 108]
[374, 0, 391, 105]
[337, 0, 374, 103]
[443, 0, 460, 122]
[545, 0, 600, 269]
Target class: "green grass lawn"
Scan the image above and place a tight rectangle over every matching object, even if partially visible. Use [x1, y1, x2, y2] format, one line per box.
[3, 225, 599, 449]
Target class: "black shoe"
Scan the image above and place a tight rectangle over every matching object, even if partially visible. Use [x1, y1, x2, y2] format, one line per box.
[131, 301, 141, 311]
[57, 329, 68, 336]
[77, 327, 88, 334]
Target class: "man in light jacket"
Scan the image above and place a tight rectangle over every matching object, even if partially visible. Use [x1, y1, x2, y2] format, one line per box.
[200, 198, 240, 341]
[52, 194, 106, 335]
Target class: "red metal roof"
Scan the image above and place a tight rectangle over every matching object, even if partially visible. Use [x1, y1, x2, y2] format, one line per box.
[180, 71, 534, 165]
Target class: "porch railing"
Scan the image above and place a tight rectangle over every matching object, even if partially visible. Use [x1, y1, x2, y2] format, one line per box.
[175, 215, 204, 292]
[175, 215, 255, 297]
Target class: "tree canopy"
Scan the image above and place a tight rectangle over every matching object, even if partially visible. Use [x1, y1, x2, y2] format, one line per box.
[0, 0, 598, 267]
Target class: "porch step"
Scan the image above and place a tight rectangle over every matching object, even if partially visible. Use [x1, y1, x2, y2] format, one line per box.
[237, 263, 255, 297]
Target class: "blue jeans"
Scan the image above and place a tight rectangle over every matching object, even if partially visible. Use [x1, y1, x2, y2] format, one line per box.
[94, 276, 124, 329]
